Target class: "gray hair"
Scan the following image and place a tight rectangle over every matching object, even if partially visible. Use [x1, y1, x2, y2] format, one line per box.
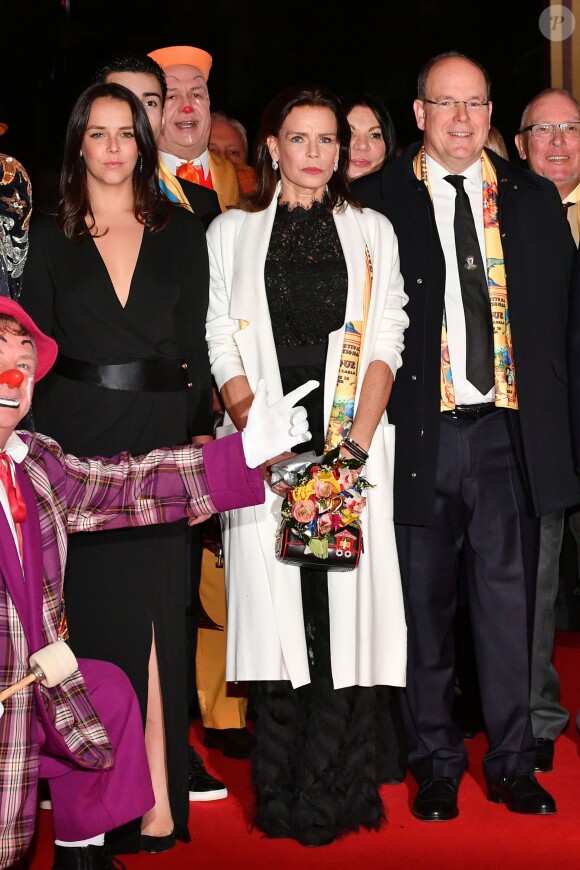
[519, 87, 580, 132]
[210, 110, 248, 152]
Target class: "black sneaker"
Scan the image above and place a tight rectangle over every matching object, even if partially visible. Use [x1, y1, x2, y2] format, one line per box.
[188, 745, 228, 802]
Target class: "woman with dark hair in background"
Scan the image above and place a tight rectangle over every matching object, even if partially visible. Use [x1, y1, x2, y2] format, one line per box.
[206, 84, 408, 846]
[21, 82, 212, 854]
[340, 92, 396, 180]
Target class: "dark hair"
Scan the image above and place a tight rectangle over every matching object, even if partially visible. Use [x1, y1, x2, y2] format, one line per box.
[57, 82, 169, 242]
[340, 92, 397, 163]
[417, 51, 491, 101]
[246, 84, 357, 213]
[93, 54, 167, 102]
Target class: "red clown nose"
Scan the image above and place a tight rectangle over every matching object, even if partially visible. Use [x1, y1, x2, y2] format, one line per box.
[0, 369, 24, 388]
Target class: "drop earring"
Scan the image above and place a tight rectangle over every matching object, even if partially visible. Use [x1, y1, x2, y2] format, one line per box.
[272, 159, 279, 171]
[333, 159, 338, 172]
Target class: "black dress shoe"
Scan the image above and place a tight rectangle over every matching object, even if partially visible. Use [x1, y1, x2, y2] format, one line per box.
[140, 830, 175, 853]
[412, 777, 459, 821]
[534, 738, 554, 773]
[487, 772, 556, 814]
[52, 845, 126, 869]
[203, 726, 256, 758]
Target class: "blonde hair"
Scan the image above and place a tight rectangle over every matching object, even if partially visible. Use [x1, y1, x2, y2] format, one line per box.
[485, 126, 509, 160]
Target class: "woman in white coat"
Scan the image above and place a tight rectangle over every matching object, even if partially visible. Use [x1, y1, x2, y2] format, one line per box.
[206, 85, 408, 846]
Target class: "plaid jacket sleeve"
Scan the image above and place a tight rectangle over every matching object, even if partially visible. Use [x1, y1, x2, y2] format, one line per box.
[24, 430, 264, 535]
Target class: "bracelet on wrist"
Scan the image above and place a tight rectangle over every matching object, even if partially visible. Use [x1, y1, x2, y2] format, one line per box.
[342, 438, 369, 463]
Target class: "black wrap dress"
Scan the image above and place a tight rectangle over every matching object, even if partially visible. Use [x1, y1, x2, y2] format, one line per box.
[20, 204, 212, 850]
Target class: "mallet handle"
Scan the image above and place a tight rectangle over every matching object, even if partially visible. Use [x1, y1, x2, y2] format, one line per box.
[0, 671, 40, 702]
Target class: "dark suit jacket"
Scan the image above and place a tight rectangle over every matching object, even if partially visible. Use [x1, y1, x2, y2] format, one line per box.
[568, 250, 580, 470]
[353, 143, 580, 525]
[177, 177, 220, 229]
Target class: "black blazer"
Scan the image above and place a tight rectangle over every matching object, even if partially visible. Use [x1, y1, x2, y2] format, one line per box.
[567, 249, 580, 471]
[354, 143, 580, 524]
[177, 177, 221, 229]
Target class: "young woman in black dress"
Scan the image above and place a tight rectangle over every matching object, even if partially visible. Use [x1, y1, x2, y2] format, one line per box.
[21, 83, 212, 853]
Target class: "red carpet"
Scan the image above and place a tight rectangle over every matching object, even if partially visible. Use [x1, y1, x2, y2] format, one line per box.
[29, 631, 580, 869]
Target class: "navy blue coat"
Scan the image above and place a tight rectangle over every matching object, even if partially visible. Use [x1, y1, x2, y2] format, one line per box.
[354, 144, 580, 525]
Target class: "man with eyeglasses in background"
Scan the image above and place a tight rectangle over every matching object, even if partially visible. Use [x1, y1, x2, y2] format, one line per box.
[515, 88, 580, 776]
[148, 46, 243, 212]
[353, 51, 579, 822]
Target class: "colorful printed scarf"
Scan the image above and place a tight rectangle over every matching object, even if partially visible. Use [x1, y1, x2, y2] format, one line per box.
[413, 147, 517, 410]
[324, 246, 372, 450]
[158, 157, 193, 213]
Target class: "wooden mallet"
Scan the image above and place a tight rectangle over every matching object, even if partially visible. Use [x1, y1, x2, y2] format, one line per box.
[0, 640, 78, 719]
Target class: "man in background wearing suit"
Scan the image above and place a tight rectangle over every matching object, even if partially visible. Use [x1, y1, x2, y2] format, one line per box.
[515, 88, 580, 773]
[148, 45, 246, 212]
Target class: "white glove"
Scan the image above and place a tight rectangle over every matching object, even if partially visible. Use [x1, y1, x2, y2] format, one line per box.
[242, 379, 319, 469]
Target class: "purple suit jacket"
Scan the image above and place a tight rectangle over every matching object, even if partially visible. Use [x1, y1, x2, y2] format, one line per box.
[0, 430, 263, 866]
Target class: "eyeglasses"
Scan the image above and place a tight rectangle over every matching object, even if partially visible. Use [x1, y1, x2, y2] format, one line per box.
[520, 122, 580, 139]
[423, 99, 490, 111]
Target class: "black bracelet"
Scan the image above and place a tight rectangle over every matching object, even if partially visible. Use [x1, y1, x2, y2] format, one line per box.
[342, 438, 369, 463]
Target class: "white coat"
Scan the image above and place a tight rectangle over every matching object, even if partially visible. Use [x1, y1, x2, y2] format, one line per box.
[206, 192, 408, 689]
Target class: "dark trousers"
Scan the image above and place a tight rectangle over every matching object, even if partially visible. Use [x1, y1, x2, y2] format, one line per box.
[396, 409, 539, 785]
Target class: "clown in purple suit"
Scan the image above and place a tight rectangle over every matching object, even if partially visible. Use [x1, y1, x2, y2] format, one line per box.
[0, 298, 315, 869]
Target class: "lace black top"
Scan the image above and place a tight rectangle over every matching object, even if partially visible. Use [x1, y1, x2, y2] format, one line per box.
[264, 199, 348, 347]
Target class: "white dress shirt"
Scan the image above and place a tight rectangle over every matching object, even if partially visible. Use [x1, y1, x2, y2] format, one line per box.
[427, 154, 494, 405]
[0, 431, 28, 563]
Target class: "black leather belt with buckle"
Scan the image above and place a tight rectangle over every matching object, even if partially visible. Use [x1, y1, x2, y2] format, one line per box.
[444, 403, 499, 420]
[53, 354, 191, 392]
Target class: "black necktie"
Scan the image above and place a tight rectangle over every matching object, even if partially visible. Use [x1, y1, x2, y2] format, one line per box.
[444, 174, 494, 395]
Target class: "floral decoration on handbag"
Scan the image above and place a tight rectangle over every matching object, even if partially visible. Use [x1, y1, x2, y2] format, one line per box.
[275, 447, 371, 571]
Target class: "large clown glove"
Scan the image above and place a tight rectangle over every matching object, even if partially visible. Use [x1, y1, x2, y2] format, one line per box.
[242, 379, 318, 469]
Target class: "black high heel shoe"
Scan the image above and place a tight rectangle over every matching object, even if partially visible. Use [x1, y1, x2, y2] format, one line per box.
[139, 830, 176, 853]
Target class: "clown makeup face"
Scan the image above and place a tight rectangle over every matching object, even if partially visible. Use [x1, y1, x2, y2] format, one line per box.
[0, 328, 36, 445]
[157, 64, 211, 159]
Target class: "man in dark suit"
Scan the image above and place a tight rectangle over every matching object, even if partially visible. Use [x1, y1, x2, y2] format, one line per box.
[95, 55, 220, 229]
[514, 88, 580, 773]
[354, 51, 579, 821]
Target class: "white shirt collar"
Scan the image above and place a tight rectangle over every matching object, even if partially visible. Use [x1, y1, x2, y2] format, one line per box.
[159, 148, 210, 177]
[1, 431, 28, 464]
[426, 154, 482, 191]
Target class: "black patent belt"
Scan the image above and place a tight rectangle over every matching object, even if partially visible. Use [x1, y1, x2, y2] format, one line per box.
[53, 354, 191, 392]
[443, 403, 500, 420]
